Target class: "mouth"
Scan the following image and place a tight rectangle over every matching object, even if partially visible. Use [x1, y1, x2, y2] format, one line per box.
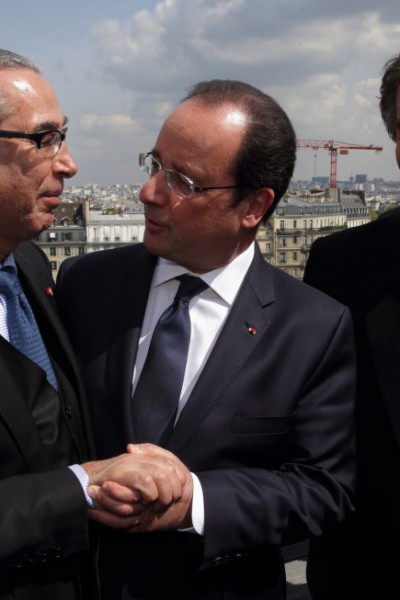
[145, 214, 168, 231]
[41, 193, 62, 211]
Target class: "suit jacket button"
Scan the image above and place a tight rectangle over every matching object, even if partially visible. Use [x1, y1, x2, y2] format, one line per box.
[213, 555, 230, 566]
[65, 406, 73, 418]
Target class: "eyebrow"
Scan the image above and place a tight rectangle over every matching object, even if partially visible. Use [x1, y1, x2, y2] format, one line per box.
[32, 116, 69, 133]
[151, 149, 195, 180]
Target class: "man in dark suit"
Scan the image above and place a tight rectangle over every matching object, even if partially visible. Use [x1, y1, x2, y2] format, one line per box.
[304, 52, 400, 600]
[0, 49, 184, 600]
[57, 79, 357, 599]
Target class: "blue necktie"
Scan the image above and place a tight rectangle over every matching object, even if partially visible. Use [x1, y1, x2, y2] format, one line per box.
[0, 267, 58, 389]
[132, 274, 208, 445]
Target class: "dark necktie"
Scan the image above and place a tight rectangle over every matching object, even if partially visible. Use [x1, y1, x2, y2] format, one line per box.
[0, 267, 58, 389]
[132, 274, 208, 445]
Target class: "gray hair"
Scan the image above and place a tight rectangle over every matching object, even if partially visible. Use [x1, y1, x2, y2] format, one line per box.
[0, 49, 40, 122]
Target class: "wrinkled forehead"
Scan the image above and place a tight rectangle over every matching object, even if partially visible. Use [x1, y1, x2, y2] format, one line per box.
[0, 68, 63, 128]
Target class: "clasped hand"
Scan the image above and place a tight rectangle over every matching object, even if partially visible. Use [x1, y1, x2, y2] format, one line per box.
[82, 443, 193, 533]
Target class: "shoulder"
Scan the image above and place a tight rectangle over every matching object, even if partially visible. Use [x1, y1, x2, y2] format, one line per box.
[311, 209, 400, 259]
[267, 259, 350, 322]
[14, 240, 50, 269]
[59, 243, 154, 279]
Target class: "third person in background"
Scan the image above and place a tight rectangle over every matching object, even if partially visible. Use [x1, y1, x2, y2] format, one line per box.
[305, 52, 400, 599]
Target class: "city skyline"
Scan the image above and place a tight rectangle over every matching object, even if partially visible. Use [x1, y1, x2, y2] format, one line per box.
[2, 0, 400, 185]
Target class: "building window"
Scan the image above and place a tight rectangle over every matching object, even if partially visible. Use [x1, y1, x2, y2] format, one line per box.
[293, 251, 298, 261]
[50, 261, 57, 271]
[64, 247, 71, 256]
[78, 246, 84, 255]
[293, 220, 297, 229]
[293, 236, 298, 244]
[279, 252, 286, 264]
[49, 247, 56, 256]
[62, 232, 72, 241]
[278, 237, 286, 247]
[280, 220, 285, 231]
[47, 232, 57, 241]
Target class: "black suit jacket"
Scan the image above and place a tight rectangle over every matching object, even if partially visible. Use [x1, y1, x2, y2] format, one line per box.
[304, 209, 400, 599]
[57, 242, 356, 600]
[0, 241, 96, 600]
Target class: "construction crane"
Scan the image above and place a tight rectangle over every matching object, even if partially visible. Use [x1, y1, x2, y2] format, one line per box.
[297, 139, 383, 188]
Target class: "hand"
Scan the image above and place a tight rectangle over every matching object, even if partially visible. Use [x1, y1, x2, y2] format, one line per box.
[88, 444, 194, 532]
[82, 445, 184, 510]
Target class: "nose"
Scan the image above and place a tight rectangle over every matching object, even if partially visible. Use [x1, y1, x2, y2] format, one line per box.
[52, 142, 78, 178]
[139, 171, 169, 205]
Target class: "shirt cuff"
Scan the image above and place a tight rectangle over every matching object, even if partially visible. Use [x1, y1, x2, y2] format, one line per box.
[191, 472, 205, 535]
[69, 464, 95, 508]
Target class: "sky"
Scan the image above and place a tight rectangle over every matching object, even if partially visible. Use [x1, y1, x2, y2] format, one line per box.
[2, 0, 400, 186]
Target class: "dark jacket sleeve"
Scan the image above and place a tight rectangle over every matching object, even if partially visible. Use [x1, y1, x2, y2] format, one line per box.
[0, 468, 89, 575]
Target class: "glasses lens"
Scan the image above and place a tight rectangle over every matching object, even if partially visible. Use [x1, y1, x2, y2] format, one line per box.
[141, 154, 161, 177]
[168, 171, 193, 199]
[39, 131, 62, 156]
[139, 153, 193, 199]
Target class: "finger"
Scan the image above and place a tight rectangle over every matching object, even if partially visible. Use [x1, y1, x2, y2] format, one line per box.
[89, 508, 141, 530]
[101, 480, 142, 503]
[88, 487, 145, 517]
[104, 464, 160, 503]
[126, 444, 189, 484]
[115, 454, 184, 503]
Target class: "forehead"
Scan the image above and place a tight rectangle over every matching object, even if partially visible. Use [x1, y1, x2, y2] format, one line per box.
[0, 68, 62, 128]
[156, 99, 247, 167]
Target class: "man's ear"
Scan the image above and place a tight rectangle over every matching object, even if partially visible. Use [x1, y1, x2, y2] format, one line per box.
[242, 188, 275, 229]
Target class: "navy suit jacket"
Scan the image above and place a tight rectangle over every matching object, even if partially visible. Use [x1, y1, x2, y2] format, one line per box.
[304, 208, 400, 599]
[0, 241, 96, 600]
[57, 242, 356, 599]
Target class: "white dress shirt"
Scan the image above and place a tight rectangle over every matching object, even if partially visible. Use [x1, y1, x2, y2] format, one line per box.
[133, 243, 255, 534]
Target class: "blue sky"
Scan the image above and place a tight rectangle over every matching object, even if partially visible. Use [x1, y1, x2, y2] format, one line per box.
[2, 0, 400, 186]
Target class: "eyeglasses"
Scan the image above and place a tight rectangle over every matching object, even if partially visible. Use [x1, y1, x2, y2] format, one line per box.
[0, 126, 68, 156]
[139, 152, 243, 200]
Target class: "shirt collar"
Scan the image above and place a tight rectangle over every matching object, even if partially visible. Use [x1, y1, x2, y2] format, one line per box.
[0, 254, 16, 271]
[152, 243, 255, 306]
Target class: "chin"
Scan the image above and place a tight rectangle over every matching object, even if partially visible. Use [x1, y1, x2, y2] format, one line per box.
[143, 234, 164, 256]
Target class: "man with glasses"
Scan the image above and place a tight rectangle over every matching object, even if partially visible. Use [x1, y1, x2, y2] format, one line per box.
[57, 80, 356, 599]
[0, 49, 186, 600]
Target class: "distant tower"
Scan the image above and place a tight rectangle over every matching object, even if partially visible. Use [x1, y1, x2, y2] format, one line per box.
[355, 174, 367, 184]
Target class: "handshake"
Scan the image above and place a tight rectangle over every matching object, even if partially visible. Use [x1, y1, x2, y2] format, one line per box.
[82, 444, 193, 533]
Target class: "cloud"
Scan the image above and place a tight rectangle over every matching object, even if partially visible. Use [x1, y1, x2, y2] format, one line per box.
[80, 113, 138, 133]
[3, 0, 400, 185]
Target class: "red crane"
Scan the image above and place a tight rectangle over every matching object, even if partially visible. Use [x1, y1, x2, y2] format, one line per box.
[297, 139, 383, 188]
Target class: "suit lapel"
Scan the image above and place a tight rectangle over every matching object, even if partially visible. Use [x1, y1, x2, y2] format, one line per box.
[0, 337, 52, 470]
[169, 249, 275, 452]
